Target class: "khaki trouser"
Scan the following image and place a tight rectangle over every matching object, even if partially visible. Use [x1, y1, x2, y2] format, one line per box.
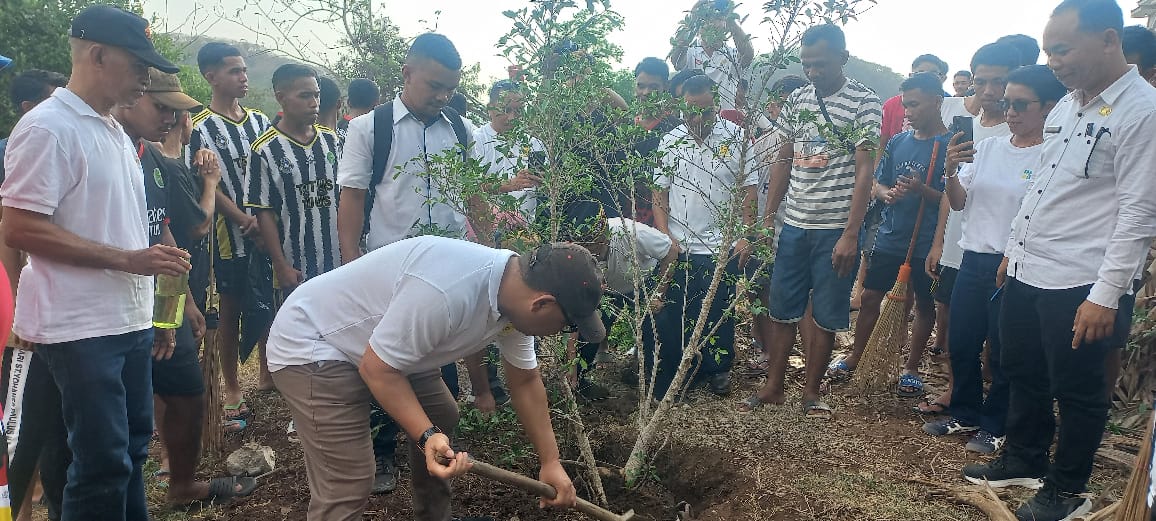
[273, 362, 459, 521]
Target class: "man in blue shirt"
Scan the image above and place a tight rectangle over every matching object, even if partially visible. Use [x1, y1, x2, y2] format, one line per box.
[842, 72, 950, 397]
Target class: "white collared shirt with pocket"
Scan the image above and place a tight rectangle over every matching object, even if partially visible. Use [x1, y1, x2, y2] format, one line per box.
[1005, 67, 1156, 308]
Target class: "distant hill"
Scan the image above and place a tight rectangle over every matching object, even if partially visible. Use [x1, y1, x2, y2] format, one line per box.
[753, 55, 905, 100]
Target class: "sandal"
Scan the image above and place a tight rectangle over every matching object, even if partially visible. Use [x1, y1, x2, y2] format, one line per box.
[897, 373, 925, 398]
[169, 476, 258, 512]
[802, 400, 834, 420]
[224, 399, 251, 421]
[222, 418, 247, 434]
[825, 359, 853, 382]
[740, 356, 770, 378]
[913, 397, 950, 415]
[737, 394, 780, 413]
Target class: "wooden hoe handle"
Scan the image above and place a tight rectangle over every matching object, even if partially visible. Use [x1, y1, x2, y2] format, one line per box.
[466, 458, 637, 521]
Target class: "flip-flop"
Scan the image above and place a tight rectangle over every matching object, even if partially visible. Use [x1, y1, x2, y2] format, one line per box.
[169, 476, 258, 512]
[802, 400, 834, 420]
[222, 418, 247, 434]
[224, 399, 251, 420]
[153, 469, 170, 488]
[825, 359, 853, 382]
[913, 397, 950, 415]
[897, 373, 925, 398]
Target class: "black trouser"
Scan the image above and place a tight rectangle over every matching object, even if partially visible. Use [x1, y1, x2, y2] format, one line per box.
[2, 348, 69, 521]
[947, 252, 1010, 434]
[575, 292, 652, 380]
[652, 253, 739, 400]
[1000, 278, 1130, 493]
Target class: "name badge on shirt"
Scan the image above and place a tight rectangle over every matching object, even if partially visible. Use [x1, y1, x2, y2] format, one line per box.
[1045, 126, 1062, 134]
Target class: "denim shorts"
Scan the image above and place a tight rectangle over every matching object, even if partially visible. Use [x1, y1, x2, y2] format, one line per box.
[768, 224, 859, 332]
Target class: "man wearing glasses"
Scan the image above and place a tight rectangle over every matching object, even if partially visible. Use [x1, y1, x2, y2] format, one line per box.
[265, 236, 599, 520]
[962, 2, 1156, 520]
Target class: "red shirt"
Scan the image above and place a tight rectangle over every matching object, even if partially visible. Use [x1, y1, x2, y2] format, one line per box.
[880, 94, 909, 146]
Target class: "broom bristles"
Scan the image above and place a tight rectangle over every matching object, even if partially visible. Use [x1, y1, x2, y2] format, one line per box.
[850, 278, 910, 395]
[1119, 410, 1155, 521]
[201, 329, 223, 457]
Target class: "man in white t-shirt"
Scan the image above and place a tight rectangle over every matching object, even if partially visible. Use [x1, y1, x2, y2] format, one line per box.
[472, 80, 546, 222]
[918, 42, 1018, 413]
[0, 7, 191, 520]
[267, 236, 603, 521]
[669, 0, 754, 111]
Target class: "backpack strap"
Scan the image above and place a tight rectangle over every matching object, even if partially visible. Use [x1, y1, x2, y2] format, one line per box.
[440, 106, 470, 160]
[363, 102, 395, 240]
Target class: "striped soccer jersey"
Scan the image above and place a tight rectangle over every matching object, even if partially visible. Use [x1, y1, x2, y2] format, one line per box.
[245, 125, 341, 280]
[189, 107, 271, 259]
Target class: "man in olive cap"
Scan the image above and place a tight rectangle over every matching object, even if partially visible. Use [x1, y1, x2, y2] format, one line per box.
[266, 236, 598, 520]
[1, 6, 190, 520]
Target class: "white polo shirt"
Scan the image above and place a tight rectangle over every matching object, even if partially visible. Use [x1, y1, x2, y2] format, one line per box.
[655, 119, 758, 255]
[338, 97, 475, 250]
[1, 88, 152, 344]
[605, 218, 672, 295]
[471, 123, 546, 219]
[1006, 67, 1156, 308]
[265, 236, 538, 375]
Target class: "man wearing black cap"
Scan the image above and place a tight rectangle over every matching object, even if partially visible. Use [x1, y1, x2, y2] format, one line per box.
[265, 236, 593, 520]
[0, 6, 190, 521]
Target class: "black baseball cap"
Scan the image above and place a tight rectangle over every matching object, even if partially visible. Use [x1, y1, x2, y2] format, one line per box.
[520, 243, 606, 343]
[70, 5, 179, 74]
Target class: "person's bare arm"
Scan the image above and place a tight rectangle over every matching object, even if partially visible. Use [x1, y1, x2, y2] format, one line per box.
[465, 350, 495, 413]
[0, 207, 23, 298]
[926, 193, 951, 280]
[762, 140, 794, 229]
[255, 210, 301, 291]
[728, 19, 754, 68]
[2, 207, 189, 276]
[504, 360, 577, 509]
[466, 195, 496, 247]
[216, 191, 256, 235]
[337, 187, 367, 264]
[190, 149, 221, 240]
[359, 347, 472, 480]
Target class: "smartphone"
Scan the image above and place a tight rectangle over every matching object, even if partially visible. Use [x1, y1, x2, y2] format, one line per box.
[951, 116, 974, 147]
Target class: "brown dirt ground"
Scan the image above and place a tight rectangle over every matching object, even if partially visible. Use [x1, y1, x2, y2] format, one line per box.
[26, 327, 1136, 521]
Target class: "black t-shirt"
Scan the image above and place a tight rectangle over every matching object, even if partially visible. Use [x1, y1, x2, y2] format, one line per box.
[141, 143, 170, 246]
[140, 142, 209, 305]
[625, 115, 682, 225]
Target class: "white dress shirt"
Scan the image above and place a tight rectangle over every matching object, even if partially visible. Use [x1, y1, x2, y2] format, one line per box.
[471, 123, 546, 219]
[655, 119, 758, 255]
[337, 97, 474, 250]
[1005, 66, 1156, 308]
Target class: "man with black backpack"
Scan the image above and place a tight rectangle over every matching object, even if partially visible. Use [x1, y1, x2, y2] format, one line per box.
[336, 32, 472, 261]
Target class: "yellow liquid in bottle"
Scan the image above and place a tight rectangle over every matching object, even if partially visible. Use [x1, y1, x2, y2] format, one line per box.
[153, 272, 188, 329]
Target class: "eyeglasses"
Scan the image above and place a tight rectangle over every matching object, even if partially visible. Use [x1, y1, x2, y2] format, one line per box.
[996, 98, 1041, 113]
[558, 304, 578, 335]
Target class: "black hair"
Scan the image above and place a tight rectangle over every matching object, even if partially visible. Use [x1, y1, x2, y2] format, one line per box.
[9, 69, 68, 110]
[900, 71, 945, 97]
[669, 68, 704, 97]
[996, 34, 1041, 66]
[912, 54, 949, 75]
[681, 74, 715, 98]
[197, 42, 242, 74]
[318, 76, 340, 112]
[801, 24, 847, 53]
[1006, 64, 1068, 104]
[405, 33, 462, 71]
[634, 57, 670, 80]
[954, 70, 973, 79]
[448, 92, 467, 115]
[970, 42, 1022, 72]
[346, 78, 379, 109]
[1052, 0, 1124, 35]
[488, 79, 520, 105]
[771, 75, 808, 97]
[1123, 25, 1156, 69]
[271, 63, 316, 92]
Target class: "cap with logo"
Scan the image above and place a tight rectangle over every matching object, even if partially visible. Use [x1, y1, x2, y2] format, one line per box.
[519, 243, 606, 343]
[146, 69, 200, 110]
[70, 5, 179, 74]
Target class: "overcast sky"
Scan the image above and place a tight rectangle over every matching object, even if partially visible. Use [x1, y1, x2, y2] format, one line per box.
[145, 0, 1148, 85]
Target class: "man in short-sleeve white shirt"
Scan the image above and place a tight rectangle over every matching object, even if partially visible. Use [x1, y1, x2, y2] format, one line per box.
[267, 236, 604, 520]
[651, 75, 758, 399]
[0, 6, 191, 520]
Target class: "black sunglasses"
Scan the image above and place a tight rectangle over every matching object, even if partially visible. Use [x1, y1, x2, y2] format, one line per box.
[996, 99, 1040, 113]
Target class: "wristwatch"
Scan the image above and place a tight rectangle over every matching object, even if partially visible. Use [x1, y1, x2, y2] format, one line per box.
[418, 425, 443, 451]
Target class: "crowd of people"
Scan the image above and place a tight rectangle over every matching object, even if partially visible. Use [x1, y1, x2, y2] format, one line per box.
[0, 0, 1155, 520]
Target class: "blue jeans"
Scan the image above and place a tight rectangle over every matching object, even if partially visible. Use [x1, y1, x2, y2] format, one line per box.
[947, 251, 1009, 434]
[768, 224, 858, 332]
[38, 329, 154, 521]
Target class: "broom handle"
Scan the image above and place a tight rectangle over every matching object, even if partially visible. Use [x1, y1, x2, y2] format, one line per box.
[902, 140, 941, 265]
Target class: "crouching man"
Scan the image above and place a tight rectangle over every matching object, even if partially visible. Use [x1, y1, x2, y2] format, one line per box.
[266, 235, 602, 520]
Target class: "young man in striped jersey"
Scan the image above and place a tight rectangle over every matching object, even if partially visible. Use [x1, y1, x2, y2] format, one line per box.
[246, 64, 341, 295]
[191, 43, 273, 423]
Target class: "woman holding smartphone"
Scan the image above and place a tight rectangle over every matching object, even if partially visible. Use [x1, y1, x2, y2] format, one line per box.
[921, 65, 1067, 454]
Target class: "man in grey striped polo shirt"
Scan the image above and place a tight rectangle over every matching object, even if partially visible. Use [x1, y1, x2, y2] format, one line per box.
[749, 23, 882, 418]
